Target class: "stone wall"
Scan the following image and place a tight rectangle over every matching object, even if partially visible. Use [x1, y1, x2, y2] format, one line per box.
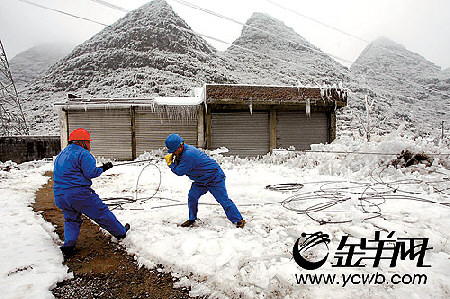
[0, 136, 60, 163]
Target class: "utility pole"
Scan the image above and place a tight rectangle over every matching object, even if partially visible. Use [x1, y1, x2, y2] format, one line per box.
[0, 38, 29, 136]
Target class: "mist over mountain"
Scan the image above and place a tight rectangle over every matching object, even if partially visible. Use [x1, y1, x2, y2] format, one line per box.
[9, 43, 73, 91]
[14, 0, 449, 140]
[352, 37, 441, 82]
[350, 36, 449, 137]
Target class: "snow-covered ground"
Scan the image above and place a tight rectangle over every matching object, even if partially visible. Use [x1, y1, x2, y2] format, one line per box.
[1, 132, 449, 298]
[0, 161, 70, 299]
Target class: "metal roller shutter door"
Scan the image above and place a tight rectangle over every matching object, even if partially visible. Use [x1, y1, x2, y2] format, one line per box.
[211, 112, 269, 157]
[68, 109, 132, 160]
[277, 111, 329, 150]
[135, 109, 198, 155]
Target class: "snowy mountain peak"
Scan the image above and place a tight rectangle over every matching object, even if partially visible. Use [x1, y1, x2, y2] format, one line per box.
[233, 12, 309, 50]
[61, 0, 215, 69]
[20, 0, 240, 133]
[351, 36, 441, 79]
[37, 0, 227, 93]
[17, 2, 447, 138]
[242, 12, 306, 41]
[224, 11, 351, 86]
[372, 36, 406, 50]
[349, 36, 449, 137]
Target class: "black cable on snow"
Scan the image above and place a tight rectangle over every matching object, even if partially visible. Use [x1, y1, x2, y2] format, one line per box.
[101, 160, 449, 226]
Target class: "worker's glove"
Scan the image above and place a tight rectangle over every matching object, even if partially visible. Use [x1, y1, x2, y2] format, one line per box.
[101, 162, 113, 172]
[164, 154, 174, 166]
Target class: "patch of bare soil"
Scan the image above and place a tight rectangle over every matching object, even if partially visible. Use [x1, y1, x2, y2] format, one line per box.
[33, 172, 193, 299]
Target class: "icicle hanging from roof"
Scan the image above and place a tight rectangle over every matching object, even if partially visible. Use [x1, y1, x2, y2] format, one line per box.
[149, 96, 203, 123]
[306, 98, 311, 118]
[150, 104, 199, 124]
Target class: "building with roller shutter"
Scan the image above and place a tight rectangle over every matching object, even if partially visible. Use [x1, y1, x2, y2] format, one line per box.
[55, 84, 347, 159]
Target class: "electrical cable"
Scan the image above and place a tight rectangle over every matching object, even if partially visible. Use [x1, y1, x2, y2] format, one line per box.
[113, 158, 156, 166]
[87, 0, 129, 12]
[278, 161, 449, 225]
[265, 183, 304, 192]
[102, 161, 164, 210]
[172, 0, 450, 99]
[265, 0, 369, 44]
[266, 0, 450, 99]
[16, 0, 109, 26]
[15, 0, 450, 107]
[14, 0, 309, 84]
[100, 154, 448, 228]
[264, 0, 440, 72]
[171, 0, 352, 64]
[134, 162, 161, 202]
[301, 150, 450, 156]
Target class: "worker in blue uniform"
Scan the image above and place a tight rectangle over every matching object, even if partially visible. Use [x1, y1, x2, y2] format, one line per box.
[164, 133, 245, 228]
[53, 128, 129, 256]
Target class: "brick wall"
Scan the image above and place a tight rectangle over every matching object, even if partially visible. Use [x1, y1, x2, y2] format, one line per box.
[0, 136, 61, 163]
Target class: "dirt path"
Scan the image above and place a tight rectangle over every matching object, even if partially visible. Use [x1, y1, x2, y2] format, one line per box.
[33, 172, 193, 299]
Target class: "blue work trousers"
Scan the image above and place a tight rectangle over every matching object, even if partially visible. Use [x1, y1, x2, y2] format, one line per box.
[188, 179, 242, 223]
[54, 188, 126, 247]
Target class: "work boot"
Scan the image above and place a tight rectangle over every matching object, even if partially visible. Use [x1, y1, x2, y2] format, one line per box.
[236, 219, 246, 229]
[117, 223, 130, 240]
[179, 220, 195, 227]
[60, 246, 79, 258]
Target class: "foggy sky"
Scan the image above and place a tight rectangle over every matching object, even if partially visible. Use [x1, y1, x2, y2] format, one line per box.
[1, 0, 449, 69]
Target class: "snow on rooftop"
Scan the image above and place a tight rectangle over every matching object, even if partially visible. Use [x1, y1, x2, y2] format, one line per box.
[53, 96, 204, 109]
[154, 96, 203, 106]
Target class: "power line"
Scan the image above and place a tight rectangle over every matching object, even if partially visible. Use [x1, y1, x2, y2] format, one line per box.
[17, 0, 109, 27]
[14, 0, 450, 104]
[175, 26, 324, 84]
[170, 0, 450, 100]
[166, 1, 450, 102]
[87, 0, 129, 13]
[14, 0, 304, 83]
[264, 0, 450, 98]
[11, 1, 308, 84]
[265, 0, 369, 44]
[264, 0, 436, 70]
[171, 0, 348, 64]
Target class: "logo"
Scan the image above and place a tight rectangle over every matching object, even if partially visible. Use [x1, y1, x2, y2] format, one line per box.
[293, 231, 432, 270]
[293, 232, 331, 270]
[292, 231, 433, 287]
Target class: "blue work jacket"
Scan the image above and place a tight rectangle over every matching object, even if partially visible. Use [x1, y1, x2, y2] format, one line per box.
[169, 144, 225, 185]
[53, 143, 103, 196]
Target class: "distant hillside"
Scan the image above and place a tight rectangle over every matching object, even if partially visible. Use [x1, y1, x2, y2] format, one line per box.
[36, 0, 240, 98]
[9, 44, 73, 91]
[352, 37, 441, 82]
[16, 0, 449, 140]
[223, 12, 352, 86]
[350, 36, 450, 137]
[20, 0, 243, 133]
[20, 0, 355, 134]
